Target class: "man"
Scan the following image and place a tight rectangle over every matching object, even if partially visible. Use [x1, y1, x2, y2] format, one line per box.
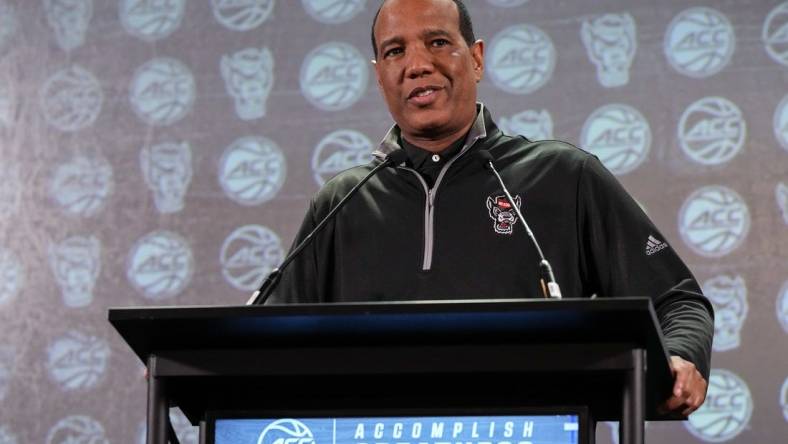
[271, 0, 713, 419]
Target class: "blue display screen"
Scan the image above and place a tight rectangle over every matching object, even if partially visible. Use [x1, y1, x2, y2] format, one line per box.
[215, 415, 579, 444]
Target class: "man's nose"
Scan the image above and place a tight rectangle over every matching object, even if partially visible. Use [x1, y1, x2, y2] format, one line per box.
[404, 46, 434, 78]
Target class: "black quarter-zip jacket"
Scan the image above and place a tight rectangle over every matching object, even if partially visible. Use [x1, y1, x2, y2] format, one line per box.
[271, 105, 714, 380]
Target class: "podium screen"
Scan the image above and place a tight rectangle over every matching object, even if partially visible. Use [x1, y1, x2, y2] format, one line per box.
[213, 415, 579, 444]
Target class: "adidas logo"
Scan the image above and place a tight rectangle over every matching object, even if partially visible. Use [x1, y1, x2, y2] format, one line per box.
[645, 235, 668, 256]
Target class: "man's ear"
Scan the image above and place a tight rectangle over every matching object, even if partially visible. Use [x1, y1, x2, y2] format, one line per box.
[471, 39, 484, 82]
[372, 58, 384, 91]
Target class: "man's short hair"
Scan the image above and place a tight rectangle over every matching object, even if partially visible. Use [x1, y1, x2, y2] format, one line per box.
[371, 0, 476, 59]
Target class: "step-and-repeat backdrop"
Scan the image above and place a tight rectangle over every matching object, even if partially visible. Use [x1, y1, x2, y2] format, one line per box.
[0, 0, 786, 443]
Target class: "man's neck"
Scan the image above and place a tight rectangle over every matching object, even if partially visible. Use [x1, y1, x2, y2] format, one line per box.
[401, 120, 475, 153]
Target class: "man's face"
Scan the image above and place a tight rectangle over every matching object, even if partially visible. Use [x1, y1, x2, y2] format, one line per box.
[373, 0, 484, 144]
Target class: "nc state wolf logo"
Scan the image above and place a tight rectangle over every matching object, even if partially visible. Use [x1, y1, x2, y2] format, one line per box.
[486, 195, 522, 235]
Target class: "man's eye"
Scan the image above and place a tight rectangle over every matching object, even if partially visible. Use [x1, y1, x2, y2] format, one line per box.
[432, 39, 450, 47]
[384, 47, 403, 58]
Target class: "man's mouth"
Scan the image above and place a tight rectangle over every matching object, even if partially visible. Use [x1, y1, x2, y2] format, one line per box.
[407, 86, 443, 104]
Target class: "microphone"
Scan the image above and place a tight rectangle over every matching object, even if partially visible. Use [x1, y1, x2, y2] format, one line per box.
[246, 149, 409, 305]
[476, 150, 562, 299]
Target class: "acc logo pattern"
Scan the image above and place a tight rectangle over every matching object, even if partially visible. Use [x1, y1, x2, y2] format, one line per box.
[46, 415, 109, 444]
[0, 248, 22, 307]
[488, 24, 555, 94]
[221, 47, 274, 120]
[678, 185, 750, 258]
[664, 7, 735, 78]
[211, 0, 274, 31]
[120, 0, 186, 41]
[220, 225, 284, 292]
[40, 64, 103, 132]
[300, 42, 368, 111]
[777, 182, 788, 225]
[702, 274, 747, 352]
[499, 109, 553, 141]
[140, 141, 193, 214]
[778, 280, 788, 334]
[763, 2, 788, 67]
[684, 369, 752, 442]
[781, 377, 788, 422]
[678, 96, 746, 166]
[127, 230, 193, 300]
[258, 419, 316, 444]
[46, 330, 110, 391]
[0, 165, 19, 219]
[581, 103, 651, 175]
[0, 425, 15, 444]
[48, 235, 101, 308]
[774, 93, 788, 152]
[302, 0, 366, 25]
[49, 154, 114, 218]
[130, 57, 195, 126]
[219, 136, 286, 206]
[581, 13, 637, 88]
[311, 129, 373, 186]
[44, 0, 92, 51]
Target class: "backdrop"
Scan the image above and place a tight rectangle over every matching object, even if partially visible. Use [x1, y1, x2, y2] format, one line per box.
[0, 0, 786, 443]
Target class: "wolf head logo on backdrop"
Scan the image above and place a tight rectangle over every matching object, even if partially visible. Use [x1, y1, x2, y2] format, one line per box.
[48, 235, 100, 308]
[486, 195, 522, 235]
[221, 47, 274, 120]
[581, 13, 637, 88]
[140, 142, 192, 213]
[44, 0, 93, 51]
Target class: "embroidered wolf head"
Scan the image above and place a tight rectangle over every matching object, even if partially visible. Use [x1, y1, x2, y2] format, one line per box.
[486, 195, 522, 235]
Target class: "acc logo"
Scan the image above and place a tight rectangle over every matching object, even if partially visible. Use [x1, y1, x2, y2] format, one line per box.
[49, 154, 113, 217]
[44, 0, 92, 51]
[312, 129, 373, 186]
[48, 235, 101, 308]
[0, 165, 20, 219]
[685, 369, 752, 442]
[778, 280, 788, 334]
[300, 42, 368, 111]
[221, 47, 274, 120]
[127, 230, 193, 300]
[302, 0, 365, 25]
[257, 419, 315, 444]
[120, 0, 185, 41]
[40, 64, 103, 132]
[0, 248, 22, 307]
[46, 330, 110, 391]
[488, 24, 555, 94]
[219, 136, 286, 205]
[130, 57, 195, 126]
[499, 109, 553, 141]
[46, 416, 109, 444]
[781, 377, 788, 422]
[211, 0, 274, 31]
[664, 7, 735, 78]
[581, 13, 637, 88]
[581, 103, 651, 175]
[702, 274, 747, 352]
[486, 195, 522, 235]
[774, 93, 788, 152]
[220, 225, 284, 291]
[678, 96, 746, 166]
[678, 186, 749, 258]
[777, 182, 788, 225]
[0, 425, 15, 444]
[0, 1, 17, 56]
[0, 81, 14, 129]
[763, 2, 788, 67]
[487, 0, 529, 7]
[140, 141, 192, 213]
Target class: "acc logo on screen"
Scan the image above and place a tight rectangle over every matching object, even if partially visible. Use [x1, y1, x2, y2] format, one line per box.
[212, 0, 274, 31]
[312, 129, 373, 186]
[140, 141, 193, 213]
[0, 247, 22, 307]
[0, 165, 20, 219]
[488, 24, 555, 94]
[678, 185, 749, 258]
[778, 280, 788, 334]
[221, 47, 274, 120]
[0, 425, 15, 444]
[773, 93, 788, 152]
[300, 42, 367, 111]
[487, 0, 529, 7]
[702, 274, 747, 352]
[130, 57, 195, 126]
[40, 64, 103, 132]
[685, 369, 752, 442]
[120, 0, 185, 41]
[220, 225, 284, 291]
[581, 103, 650, 175]
[678, 97, 746, 166]
[763, 2, 788, 67]
[44, 0, 92, 51]
[777, 182, 788, 225]
[664, 7, 735, 78]
[302, 0, 365, 24]
[48, 235, 101, 308]
[581, 13, 637, 88]
[46, 416, 109, 444]
[219, 136, 286, 205]
[0, 1, 17, 56]
[127, 230, 193, 300]
[49, 154, 114, 218]
[46, 330, 110, 391]
[258, 419, 316, 444]
[780, 377, 788, 422]
[499, 109, 552, 141]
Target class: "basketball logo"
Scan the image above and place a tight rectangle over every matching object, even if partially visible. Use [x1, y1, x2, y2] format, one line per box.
[258, 419, 315, 444]
[219, 136, 286, 206]
[312, 129, 373, 186]
[685, 369, 752, 442]
[702, 274, 747, 352]
[129, 57, 195, 126]
[0, 165, 20, 219]
[211, 0, 274, 31]
[46, 330, 110, 391]
[774, 93, 788, 152]
[40, 65, 103, 132]
[220, 47, 274, 120]
[0, 248, 22, 307]
[664, 7, 735, 78]
[0, 425, 15, 444]
[300, 42, 368, 111]
[0, 81, 13, 129]
[581, 13, 637, 88]
[486, 0, 529, 7]
[778, 280, 788, 334]
[49, 154, 114, 218]
[46, 416, 109, 444]
[140, 141, 192, 213]
[43, 0, 92, 51]
[48, 235, 101, 308]
[127, 230, 193, 300]
[0, 1, 17, 56]
[302, 0, 366, 25]
[780, 377, 788, 422]
[220, 225, 284, 291]
[581, 103, 651, 175]
[678, 185, 750, 258]
[488, 24, 555, 94]
[678, 97, 746, 166]
[499, 109, 553, 141]
[763, 2, 788, 67]
[120, 0, 185, 41]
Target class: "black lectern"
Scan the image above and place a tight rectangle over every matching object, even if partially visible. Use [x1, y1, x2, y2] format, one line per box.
[109, 298, 675, 444]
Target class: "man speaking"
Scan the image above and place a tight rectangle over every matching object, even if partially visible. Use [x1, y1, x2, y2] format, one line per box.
[268, 0, 713, 419]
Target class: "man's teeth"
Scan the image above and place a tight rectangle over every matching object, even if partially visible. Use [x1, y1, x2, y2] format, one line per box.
[416, 89, 434, 97]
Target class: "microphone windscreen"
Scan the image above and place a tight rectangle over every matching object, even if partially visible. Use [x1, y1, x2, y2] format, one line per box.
[476, 150, 494, 166]
[386, 149, 409, 166]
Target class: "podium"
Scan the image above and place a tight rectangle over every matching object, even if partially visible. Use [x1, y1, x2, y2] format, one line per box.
[109, 297, 675, 444]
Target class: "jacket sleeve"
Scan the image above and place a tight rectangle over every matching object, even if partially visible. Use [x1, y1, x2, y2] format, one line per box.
[576, 155, 714, 380]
